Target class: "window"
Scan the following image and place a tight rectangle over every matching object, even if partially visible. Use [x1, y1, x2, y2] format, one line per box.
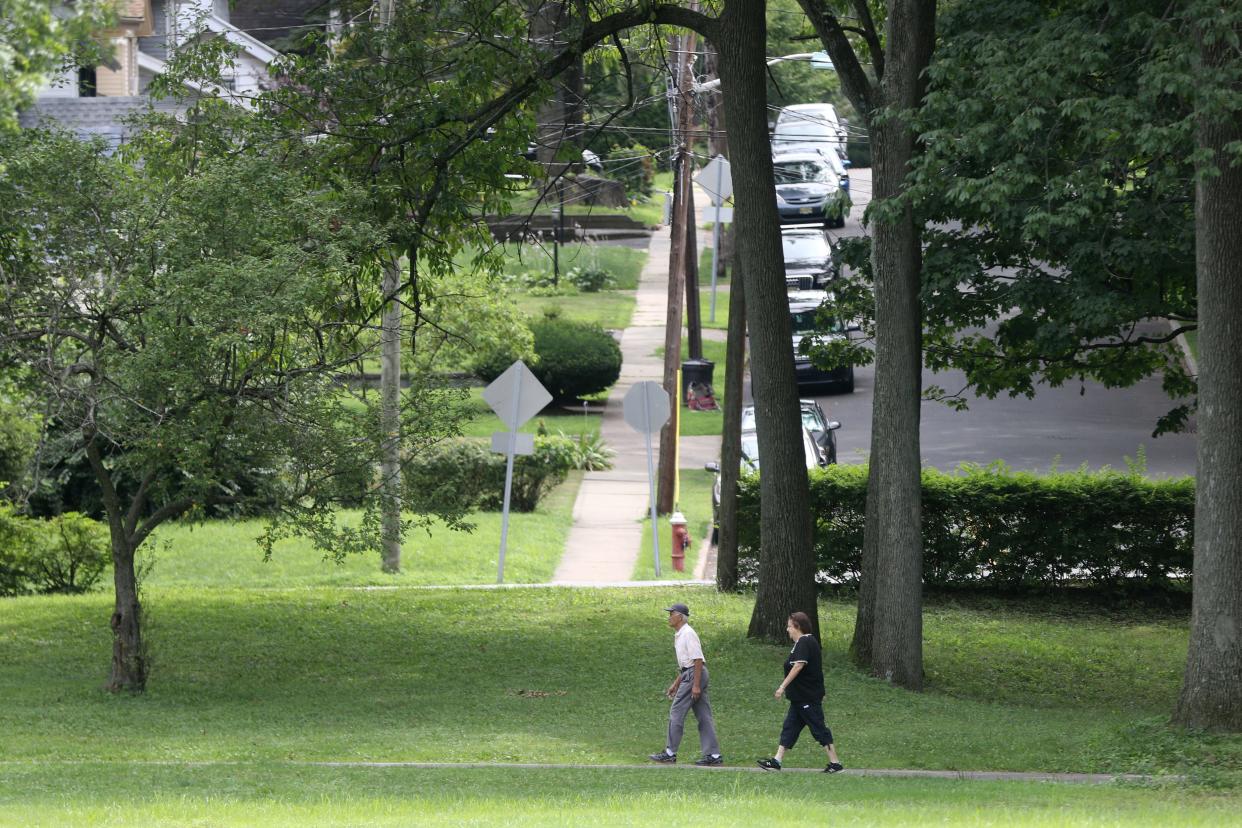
[78, 66, 97, 97]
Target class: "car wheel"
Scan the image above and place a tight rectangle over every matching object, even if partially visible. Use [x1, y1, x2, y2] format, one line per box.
[841, 369, 855, 394]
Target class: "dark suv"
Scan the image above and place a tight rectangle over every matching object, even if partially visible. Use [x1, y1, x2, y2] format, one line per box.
[782, 227, 836, 290]
[788, 289, 856, 393]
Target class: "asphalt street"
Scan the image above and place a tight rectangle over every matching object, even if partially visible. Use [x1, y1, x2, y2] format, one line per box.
[805, 168, 1198, 477]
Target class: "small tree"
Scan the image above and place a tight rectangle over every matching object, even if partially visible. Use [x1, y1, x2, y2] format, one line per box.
[0, 121, 459, 691]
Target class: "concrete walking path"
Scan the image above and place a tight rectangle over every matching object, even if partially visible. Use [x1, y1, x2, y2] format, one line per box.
[4, 759, 1163, 784]
[552, 184, 728, 584]
[552, 227, 675, 583]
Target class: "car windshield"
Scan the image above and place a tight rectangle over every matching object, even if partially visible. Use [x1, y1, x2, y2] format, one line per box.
[782, 234, 830, 262]
[740, 407, 823, 433]
[736, 429, 818, 471]
[740, 433, 761, 469]
[791, 306, 843, 335]
[774, 119, 837, 142]
[773, 160, 831, 185]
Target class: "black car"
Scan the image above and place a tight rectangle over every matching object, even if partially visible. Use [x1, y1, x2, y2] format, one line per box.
[781, 228, 836, 290]
[788, 289, 855, 393]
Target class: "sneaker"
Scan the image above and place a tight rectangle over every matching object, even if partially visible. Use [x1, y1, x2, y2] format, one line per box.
[648, 751, 677, 763]
[756, 758, 782, 771]
[824, 762, 845, 774]
[694, 755, 724, 766]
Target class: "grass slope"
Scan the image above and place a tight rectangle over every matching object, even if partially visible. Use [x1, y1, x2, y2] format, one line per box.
[2, 586, 1239, 823]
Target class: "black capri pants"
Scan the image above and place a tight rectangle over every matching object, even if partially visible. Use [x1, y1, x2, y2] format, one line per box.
[780, 700, 834, 748]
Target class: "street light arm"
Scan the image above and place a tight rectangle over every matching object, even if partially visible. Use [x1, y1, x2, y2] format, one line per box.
[694, 53, 834, 93]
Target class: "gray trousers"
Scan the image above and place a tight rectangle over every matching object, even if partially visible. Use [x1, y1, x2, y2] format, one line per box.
[666, 665, 721, 756]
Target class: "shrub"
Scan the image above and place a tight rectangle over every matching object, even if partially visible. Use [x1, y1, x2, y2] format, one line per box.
[566, 266, 612, 293]
[605, 143, 655, 199]
[405, 435, 577, 514]
[737, 464, 1195, 589]
[529, 317, 621, 401]
[0, 507, 109, 596]
[28, 512, 110, 593]
[559, 430, 616, 471]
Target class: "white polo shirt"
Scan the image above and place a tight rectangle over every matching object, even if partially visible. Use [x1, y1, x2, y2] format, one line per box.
[674, 623, 706, 669]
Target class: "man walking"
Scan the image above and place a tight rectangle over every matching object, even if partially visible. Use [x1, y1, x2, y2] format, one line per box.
[649, 602, 723, 766]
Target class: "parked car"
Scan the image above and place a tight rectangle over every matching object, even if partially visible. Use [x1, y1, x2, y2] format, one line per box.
[781, 227, 837, 289]
[788, 289, 855, 393]
[705, 423, 832, 534]
[742, 399, 840, 464]
[773, 151, 850, 228]
[772, 103, 849, 164]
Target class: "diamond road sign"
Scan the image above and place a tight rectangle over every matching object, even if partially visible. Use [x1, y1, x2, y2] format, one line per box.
[694, 155, 733, 206]
[482, 360, 552, 431]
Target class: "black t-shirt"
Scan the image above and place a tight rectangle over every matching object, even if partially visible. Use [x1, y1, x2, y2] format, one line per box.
[783, 634, 825, 702]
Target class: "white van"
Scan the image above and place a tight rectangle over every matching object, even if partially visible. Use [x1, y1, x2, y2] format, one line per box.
[772, 103, 848, 163]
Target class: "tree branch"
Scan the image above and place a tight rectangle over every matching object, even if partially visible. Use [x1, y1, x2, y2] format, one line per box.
[796, 0, 876, 118]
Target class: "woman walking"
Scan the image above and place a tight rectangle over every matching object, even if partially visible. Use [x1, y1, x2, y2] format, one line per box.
[757, 611, 844, 773]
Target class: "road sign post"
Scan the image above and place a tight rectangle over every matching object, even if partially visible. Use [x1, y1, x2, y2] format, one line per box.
[624, 381, 671, 578]
[483, 360, 552, 583]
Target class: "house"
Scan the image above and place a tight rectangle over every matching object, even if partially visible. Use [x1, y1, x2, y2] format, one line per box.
[19, 1, 297, 148]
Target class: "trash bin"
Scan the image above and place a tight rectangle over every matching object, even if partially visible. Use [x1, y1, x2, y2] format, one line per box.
[681, 358, 715, 404]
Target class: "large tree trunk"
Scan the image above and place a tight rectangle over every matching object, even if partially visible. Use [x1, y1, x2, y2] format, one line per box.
[716, 0, 817, 641]
[107, 534, 146, 692]
[380, 252, 403, 573]
[716, 260, 745, 591]
[377, 0, 402, 574]
[859, 0, 935, 691]
[1174, 21, 1242, 731]
[865, 116, 925, 689]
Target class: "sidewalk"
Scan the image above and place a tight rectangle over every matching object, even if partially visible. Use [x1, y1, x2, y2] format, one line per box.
[552, 227, 674, 583]
[552, 185, 729, 584]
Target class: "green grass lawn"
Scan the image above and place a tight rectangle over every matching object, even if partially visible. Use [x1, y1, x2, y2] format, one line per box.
[699, 282, 731, 330]
[144, 472, 582, 589]
[633, 469, 714, 580]
[499, 243, 648, 290]
[457, 387, 602, 438]
[2, 582, 1239, 822]
[657, 337, 729, 436]
[0, 764, 1235, 827]
[512, 289, 637, 329]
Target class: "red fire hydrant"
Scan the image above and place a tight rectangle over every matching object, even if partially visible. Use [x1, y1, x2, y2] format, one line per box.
[669, 512, 690, 572]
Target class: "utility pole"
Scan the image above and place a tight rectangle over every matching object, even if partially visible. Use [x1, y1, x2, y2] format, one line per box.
[657, 25, 698, 514]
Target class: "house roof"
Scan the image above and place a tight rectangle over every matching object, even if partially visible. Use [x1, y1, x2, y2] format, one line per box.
[17, 96, 189, 151]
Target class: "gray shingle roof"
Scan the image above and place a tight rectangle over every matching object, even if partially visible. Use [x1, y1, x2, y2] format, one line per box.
[17, 97, 189, 151]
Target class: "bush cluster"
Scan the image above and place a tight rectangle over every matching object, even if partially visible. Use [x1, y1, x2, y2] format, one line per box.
[405, 435, 577, 514]
[737, 464, 1194, 589]
[0, 505, 110, 596]
[605, 144, 655, 199]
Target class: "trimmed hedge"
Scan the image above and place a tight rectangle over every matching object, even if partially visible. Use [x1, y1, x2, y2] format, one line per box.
[737, 464, 1194, 589]
[528, 317, 621, 401]
[405, 436, 577, 514]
